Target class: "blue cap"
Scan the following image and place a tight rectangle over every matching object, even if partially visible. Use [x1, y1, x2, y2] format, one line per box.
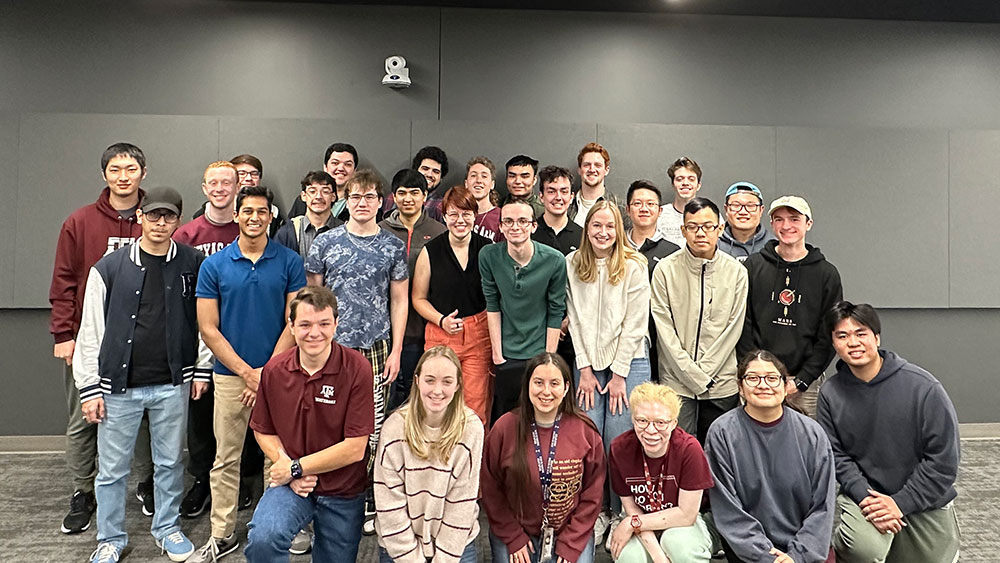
[725, 182, 762, 202]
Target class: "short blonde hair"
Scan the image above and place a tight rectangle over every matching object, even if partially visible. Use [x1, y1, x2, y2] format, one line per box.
[629, 382, 681, 420]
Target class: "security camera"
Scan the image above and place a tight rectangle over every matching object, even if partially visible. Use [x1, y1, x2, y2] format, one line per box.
[382, 55, 411, 89]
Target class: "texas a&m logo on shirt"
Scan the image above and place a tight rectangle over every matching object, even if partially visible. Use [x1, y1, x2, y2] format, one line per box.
[315, 384, 336, 405]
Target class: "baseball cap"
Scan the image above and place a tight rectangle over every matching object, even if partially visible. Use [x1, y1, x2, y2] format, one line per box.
[725, 182, 763, 202]
[141, 186, 183, 216]
[768, 195, 811, 220]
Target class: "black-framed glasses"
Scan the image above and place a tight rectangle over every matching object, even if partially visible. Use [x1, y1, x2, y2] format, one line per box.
[726, 203, 761, 213]
[236, 170, 261, 179]
[682, 223, 718, 234]
[742, 374, 785, 388]
[500, 218, 535, 228]
[144, 210, 179, 223]
[633, 417, 673, 431]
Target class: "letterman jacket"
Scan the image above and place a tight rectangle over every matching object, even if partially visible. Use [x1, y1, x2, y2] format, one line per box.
[650, 245, 748, 399]
[73, 239, 211, 403]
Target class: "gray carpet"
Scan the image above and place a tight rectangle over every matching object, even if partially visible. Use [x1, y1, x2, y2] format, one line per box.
[3, 439, 994, 562]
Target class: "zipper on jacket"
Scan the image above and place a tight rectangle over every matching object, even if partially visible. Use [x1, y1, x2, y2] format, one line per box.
[693, 263, 706, 362]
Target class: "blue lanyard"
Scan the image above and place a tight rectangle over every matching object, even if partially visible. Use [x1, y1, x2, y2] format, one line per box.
[531, 414, 561, 516]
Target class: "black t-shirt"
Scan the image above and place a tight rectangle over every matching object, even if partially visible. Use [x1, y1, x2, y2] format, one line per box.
[128, 249, 172, 388]
[532, 216, 583, 257]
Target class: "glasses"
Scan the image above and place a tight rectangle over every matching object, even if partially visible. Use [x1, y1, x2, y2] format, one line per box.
[144, 210, 179, 223]
[683, 223, 719, 234]
[500, 218, 535, 228]
[304, 187, 334, 197]
[742, 374, 785, 388]
[347, 193, 380, 204]
[630, 201, 659, 209]
[445, 211, 475, 222]
[726, 203, 761, 213]
[236, 170, 261, 179]
[633, 417, 673, 431]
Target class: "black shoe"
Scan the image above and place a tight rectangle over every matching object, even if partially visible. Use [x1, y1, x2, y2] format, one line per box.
[136, 477, 155, 517]
[238, 483, 252, 511]
[61, 490, 96, 534]
[180, 478, 211, 518]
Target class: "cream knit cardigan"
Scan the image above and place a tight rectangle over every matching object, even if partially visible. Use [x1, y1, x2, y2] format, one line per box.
[565, 253, 650, 376]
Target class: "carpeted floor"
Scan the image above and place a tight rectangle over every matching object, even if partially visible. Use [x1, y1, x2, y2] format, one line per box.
[3, 439, 994, 562]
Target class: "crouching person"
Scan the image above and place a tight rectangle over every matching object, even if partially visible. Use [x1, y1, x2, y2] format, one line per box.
[606, 383, 719, 563]
[245, 286, 374, 563]
[74, 187, 210, 562]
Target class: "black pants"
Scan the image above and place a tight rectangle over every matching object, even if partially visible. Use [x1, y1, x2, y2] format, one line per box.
[678, 394, 740, 445]
[491, 358, 528, 425]
[387, 341, 423, 413]
[186, 384, 215, 479]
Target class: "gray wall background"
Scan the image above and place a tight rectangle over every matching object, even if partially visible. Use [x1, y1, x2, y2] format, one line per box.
[2, 0, 999, 433]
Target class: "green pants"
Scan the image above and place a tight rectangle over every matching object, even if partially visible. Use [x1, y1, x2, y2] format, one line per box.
[615, 513, 719, 563]
[833, 493, 960, 563]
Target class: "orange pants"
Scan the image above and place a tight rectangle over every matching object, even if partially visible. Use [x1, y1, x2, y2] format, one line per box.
[424, 310, 493, 425]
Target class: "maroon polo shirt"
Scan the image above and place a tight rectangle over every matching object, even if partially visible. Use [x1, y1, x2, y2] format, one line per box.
[250, 343, 375, 497]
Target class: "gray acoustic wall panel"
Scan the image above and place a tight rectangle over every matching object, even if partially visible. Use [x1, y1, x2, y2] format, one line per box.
[0, 113, 18, 306]
[0, 310, 68, 435]
[15, 114, 219, 307]
[219, 117, 413, 210]
[775, 127, 950, 308]
[7, 1, 440, 121]
[948, 130, 1000, 308]
[596, 123, 776, 204]
[410, 120, 599, 199]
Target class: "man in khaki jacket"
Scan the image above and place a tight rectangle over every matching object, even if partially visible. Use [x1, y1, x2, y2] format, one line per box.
[650, 197, 748, 443]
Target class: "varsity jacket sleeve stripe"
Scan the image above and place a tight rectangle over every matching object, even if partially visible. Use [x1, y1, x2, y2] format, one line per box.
[72, 266, 107, 404]
[192, 334, 213, 383]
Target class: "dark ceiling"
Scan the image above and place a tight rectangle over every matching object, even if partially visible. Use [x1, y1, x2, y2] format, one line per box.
[266, 0, 1000, 24]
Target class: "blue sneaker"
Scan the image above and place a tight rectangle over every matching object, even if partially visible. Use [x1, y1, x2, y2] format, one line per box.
[156, 530, 195, 562]
[89, 542, 122, 563]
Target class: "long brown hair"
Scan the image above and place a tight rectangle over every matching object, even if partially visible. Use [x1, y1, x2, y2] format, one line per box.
[507, 353, 597, 516]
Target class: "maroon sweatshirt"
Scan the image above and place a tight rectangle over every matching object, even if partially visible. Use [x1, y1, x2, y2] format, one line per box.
[481, 410, 606, 562]
[49, 187, 144, 343]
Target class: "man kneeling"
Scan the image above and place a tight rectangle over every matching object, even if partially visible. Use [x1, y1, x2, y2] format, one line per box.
[245, 286, 374, 562]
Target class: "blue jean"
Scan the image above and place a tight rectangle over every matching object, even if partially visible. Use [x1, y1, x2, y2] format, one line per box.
[245, 485, 365, 563]
[378, 540, 477, 563]
[490, 531, 596, 563]
[95, 382, 189, 548]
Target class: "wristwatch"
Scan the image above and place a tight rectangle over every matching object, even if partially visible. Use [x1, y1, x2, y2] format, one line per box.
[794, 378, 809, 392]
[290, 459, 303, 480]
[630, 514, 642, 534]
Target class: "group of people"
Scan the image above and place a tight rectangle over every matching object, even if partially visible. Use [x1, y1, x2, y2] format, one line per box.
[50, 140, 962, 563]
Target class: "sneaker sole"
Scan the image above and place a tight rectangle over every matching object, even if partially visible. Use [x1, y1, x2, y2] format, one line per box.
[60, 520, 90, 534]
[217, 540, 239, 559]
[142, 505, 154, 517]
[288, 546, 312, 555]
[155, 540, 195, 562]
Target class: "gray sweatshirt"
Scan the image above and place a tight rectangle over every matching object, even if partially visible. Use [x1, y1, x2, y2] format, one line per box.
[817, 350, 960, 516]
[706, 407, 835, 563]
[717, 223, 775, 263]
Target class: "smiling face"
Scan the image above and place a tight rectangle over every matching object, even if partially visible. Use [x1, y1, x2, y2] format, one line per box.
[831, 317, 881, 372]
[465, 163, 494, 202]
[725, 192, 763, 233]
[103, 155, 146, 199]
[234, 163, 261, 189]
[528, 363, 568, 420]
[578, 151, 609, 189]
[587, 207, 617, 258]
[290, 302, 337, 361]
[630, 401, 676, 458]
[443, 205, 475, 239]
[394, 185, 426, 220]
[301, 181, 335, 216]
[739, 358, 787, 411]
[628, 187, 661, 231]
[541, 176, 572, 217]
[235, 195, 272, 239]
[506, 164, 536, 198]
[683, 206, 721, 259]
[770, 207, 812, 246]
[417, 158, 443, 191]
[415, 355, 460, 419]
[324, 151, 356, 189]
[203, 166, 238, 212]
[671, 166, 701, 202]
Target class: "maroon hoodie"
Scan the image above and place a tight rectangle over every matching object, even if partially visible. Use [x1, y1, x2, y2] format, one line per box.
[49, 187, 144, 343]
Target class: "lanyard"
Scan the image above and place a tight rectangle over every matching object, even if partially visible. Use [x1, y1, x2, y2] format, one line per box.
[531, 414, 562, 521]
[642, 454, 667, 512]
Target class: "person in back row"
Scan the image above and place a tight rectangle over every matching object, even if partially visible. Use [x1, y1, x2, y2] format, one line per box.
[501, 154, 544, 218]
[738, 196, 842, 417]
[819, 302, 961, 563]
[717, 182, 774, 262]
[413, 146, 449, 222]
[570, 142, 625, 227]
[656, 157, 702, 247]
[274, 171, 342, 258]
[467, 156, 503, 243]
[532, 165, 583, 256]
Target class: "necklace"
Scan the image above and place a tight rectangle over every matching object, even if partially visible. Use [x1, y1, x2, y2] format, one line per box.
[346, 227, 380, 251]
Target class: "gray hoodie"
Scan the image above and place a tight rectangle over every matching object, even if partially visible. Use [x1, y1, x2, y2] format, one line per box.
[718, 223, 775, 262]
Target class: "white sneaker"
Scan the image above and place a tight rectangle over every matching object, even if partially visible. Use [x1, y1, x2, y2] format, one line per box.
[593, 510, 610, 545]
[606, 512, 624, 552]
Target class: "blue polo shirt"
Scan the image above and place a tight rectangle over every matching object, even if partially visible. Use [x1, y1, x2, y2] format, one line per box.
[197, 238, 307, 375]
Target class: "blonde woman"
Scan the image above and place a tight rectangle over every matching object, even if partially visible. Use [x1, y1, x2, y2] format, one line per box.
[566, 200, 651, 540]
[374, 346, 484, 563]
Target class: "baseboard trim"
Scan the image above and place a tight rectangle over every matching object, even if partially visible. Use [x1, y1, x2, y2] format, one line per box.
[2, 423, 999, 452]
